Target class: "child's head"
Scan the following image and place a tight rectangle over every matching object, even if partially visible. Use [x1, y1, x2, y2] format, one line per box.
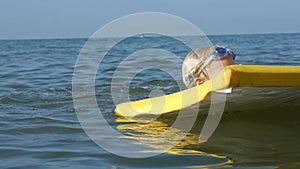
[182, 46, 236, 88]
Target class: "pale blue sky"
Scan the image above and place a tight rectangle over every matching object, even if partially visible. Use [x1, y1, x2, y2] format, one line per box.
[0, 0, 299, 39]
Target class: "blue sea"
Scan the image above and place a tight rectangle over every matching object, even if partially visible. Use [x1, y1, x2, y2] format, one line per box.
[1, 33, 300, 169]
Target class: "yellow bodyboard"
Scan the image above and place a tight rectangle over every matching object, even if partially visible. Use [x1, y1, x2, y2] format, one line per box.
[114, 65, 300, 117]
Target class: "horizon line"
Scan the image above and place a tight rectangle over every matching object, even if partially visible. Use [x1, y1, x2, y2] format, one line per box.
[0, 32, 299, 41]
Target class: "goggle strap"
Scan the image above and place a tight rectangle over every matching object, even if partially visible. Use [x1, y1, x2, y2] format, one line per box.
[194, 56, 213, 77]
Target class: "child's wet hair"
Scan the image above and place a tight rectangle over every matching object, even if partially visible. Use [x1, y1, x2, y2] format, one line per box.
[182, 46, 217, 88]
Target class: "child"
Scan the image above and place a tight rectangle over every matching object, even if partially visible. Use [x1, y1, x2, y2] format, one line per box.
[182, 46, 236, 88]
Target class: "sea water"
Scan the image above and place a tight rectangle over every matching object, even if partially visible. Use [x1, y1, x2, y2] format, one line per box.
[1, 33, 300, 168]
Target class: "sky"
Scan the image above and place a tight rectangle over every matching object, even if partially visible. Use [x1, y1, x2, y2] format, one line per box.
[0, 0, 299, 39]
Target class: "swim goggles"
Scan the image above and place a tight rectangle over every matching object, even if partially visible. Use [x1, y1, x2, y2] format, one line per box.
[188, 47, 236, 86]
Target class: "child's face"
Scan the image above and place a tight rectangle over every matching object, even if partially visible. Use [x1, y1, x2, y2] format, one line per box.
[193, 56, 234, 86]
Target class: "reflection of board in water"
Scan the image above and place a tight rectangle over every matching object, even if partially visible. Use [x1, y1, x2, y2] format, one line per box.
[116, 87, 300, 168]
